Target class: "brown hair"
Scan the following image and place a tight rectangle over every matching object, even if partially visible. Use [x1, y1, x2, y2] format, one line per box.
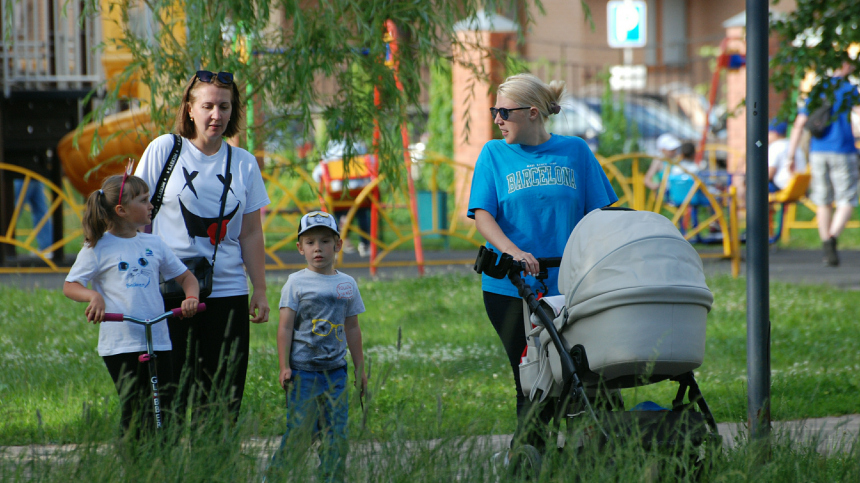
[82, 174, 149, 247]
[172, 72, 244, 139]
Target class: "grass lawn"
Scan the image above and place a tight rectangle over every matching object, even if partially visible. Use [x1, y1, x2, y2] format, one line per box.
[1, 272, 859, 480]
[3, 272, 860, 447]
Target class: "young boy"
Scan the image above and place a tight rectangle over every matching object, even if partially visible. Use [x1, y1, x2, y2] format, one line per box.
[272, 210, 366, 482]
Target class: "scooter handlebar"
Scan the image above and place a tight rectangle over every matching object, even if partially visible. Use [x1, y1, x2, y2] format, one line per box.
[170, 302, 207, 318]
[103, 303, 207, 323]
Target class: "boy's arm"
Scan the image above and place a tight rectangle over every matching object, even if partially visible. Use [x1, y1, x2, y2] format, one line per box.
[63, 281, 105, 323]
[277, 307, 296, 389]
[344, 315, 367, 398]
[173, 270, 200, 318]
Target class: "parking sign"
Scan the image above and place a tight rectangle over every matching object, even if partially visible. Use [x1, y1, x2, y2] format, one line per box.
[607, 1, 647, 48]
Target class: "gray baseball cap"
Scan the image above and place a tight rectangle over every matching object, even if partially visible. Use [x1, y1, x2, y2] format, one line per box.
[297, 211, 340, 237]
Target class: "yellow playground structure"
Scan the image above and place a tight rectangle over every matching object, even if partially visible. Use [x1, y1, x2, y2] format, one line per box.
[4, 1, 830, 277]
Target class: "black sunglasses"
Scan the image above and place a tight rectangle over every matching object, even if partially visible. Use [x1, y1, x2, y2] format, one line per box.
[195, 70, 234, 84]
[490, 106, 530, 121]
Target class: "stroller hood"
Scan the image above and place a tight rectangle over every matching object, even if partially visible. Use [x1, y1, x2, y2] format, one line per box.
[558, 209, 713, 322]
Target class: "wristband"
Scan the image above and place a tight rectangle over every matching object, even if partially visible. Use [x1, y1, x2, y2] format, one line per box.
[185, 296, 199, 301]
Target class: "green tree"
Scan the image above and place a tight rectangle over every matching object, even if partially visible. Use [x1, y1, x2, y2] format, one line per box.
[596, 71, 639, 157]
[68, 0, 598, 180]
[426, 59, 453, 159]
[771, 0, 860, 118]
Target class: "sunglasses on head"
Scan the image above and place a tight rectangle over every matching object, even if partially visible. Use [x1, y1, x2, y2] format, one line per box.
[490, 106, 530, 121]
[117, 158, 134, 206]
[195, 70, 234, 84]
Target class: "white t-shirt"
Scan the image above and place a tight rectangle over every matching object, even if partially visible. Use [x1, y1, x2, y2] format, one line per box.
[768, 138, 807, 190]
[136, 135, 270, 297]
[66, 233, 188, 356]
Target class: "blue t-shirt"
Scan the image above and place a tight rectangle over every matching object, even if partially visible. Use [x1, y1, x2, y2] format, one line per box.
[468, 135, 618, 297]
[800, 77, 859, 154]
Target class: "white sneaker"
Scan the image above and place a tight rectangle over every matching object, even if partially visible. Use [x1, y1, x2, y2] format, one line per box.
[357, 242, 369, 257]
[42, 251, 53, 260]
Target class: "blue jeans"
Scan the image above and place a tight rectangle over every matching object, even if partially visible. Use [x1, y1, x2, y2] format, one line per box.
[13, 179, 52, 251]
[273, 367, 348, 482]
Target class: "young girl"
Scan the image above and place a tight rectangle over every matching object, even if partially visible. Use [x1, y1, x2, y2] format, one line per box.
[63, 171, 200, 436]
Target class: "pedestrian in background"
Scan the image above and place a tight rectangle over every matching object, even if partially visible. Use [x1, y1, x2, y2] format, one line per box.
[786, 61, 859, 267]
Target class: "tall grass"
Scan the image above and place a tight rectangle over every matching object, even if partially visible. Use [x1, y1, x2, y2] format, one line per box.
[2, 414, 857, 482]
[2, 272, 860, 480]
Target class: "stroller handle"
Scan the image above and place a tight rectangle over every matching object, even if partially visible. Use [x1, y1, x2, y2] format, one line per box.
[473, 246, 561, 280]
[474, 247, 608, 438]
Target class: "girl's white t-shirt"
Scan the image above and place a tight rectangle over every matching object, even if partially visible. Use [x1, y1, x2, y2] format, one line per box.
[135, 134, 271, 297]
[66, 232, 189, 356]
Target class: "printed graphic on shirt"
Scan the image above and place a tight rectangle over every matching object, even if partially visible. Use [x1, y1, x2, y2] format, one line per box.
[117, 254, 153, 289]
[178, 170, 240, 246]
[336, 282, 354, 299]
[506, 164, 577, 193]
[312, 318, 344, 341]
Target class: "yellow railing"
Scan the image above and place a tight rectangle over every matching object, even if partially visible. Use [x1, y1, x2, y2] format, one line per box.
[258, 152, 483, 271]
[779, 197, 860, 243]
[0, 163, 85, 273]
[2, 151, 743, 276]
[597, 152, 741, 277]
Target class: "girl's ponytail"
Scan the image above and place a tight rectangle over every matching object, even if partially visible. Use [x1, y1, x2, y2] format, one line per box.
[82, 176, 121, 247]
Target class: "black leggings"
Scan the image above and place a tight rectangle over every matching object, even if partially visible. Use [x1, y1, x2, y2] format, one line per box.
[103, 350, 173, 436]
[165, 294, 250, 425]
[483, 291, 555, 449]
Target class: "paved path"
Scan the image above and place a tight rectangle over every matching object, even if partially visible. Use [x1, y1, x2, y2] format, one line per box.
[3, 414, 858, 467]
[2, 248, 860, 291]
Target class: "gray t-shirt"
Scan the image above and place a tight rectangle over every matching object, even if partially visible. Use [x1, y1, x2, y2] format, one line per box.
[279, 269, 366, 371]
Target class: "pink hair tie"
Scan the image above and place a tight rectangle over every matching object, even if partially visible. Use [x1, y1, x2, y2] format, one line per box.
[549, 103, 561, 115]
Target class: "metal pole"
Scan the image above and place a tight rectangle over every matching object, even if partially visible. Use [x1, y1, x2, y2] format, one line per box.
[745, 0, 771, 441]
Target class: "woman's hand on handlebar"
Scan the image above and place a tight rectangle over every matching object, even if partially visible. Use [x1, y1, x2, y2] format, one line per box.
[515, 251, 537, 277]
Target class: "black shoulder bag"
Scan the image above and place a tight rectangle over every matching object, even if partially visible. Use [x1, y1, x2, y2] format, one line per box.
[152, 134, 232, 302]
[806, 101, 833, 139]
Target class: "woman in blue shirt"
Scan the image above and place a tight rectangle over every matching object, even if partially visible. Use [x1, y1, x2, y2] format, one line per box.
[468, 73, 618, 456]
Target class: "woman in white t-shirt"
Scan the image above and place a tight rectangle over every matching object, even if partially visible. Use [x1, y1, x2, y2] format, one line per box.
[64, 172, 199, 435]
[135, 70, 271, 425]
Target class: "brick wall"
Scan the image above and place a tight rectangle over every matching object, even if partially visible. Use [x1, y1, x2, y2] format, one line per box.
[451, 30, 517, 218]
[724, 25, 789, 209]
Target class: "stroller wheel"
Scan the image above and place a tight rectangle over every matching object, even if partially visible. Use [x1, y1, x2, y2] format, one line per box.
[506, 445, 542, 481]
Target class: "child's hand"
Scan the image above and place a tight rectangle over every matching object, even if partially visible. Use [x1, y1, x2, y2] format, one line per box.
[279, 368, 292, 390]
[85, 294, 106, 323]
[180, 296, 199, 318]
[355, 368, 367, 400]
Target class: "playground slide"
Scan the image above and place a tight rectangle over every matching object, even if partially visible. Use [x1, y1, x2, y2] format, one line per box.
[57, 107, 153, 196]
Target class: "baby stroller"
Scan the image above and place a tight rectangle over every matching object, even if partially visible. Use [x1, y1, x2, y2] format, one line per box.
[474, 207, 720, 479]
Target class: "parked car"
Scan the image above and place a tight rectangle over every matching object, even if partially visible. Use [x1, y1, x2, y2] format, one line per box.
[545, 96, 603, 151]
[547, 93, 712, 155]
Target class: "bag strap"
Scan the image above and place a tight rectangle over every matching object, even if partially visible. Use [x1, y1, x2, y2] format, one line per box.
[150, 134, 182, 220]
[523, 300, 538, 354]
[210, 145, 232, 265]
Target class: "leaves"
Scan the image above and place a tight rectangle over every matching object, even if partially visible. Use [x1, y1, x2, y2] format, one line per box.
[770, 0, 860, 119]
[67, 1, 600, 182]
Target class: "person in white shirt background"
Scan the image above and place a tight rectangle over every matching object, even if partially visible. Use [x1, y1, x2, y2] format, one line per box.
[768, 120, 807, 193]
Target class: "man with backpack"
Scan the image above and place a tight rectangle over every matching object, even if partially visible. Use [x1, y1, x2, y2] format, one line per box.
[786, 61, 859, 267]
